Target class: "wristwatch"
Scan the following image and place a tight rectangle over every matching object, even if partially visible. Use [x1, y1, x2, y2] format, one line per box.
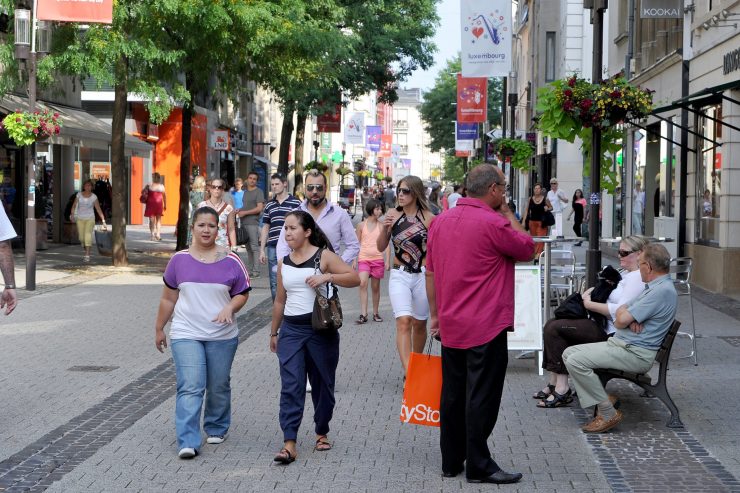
[4, 284, 15, 289]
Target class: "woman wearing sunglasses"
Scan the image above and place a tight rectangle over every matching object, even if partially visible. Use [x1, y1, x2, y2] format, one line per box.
[377, 175, 435, 375]
[534, 235, 649, 408]
[197, 179, 234, 247]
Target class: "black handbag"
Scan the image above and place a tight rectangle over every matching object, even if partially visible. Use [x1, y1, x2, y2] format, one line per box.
[311, 249, 343, 331]
[235, 217, 250, 246]
[542, 210, 556, 227]
[554, 292, 588, 320]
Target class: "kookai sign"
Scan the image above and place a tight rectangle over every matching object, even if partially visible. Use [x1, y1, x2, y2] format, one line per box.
[641, 0, 681, 18]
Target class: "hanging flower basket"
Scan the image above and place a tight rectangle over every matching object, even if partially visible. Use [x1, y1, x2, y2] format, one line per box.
[494, 138, 534, 170]
[355, 170, 371, 178]
[384, 176, 393, 183]
[335, 165, 352, 176]
[305, 160, 329, 172]
[0, 109, 62, 147]
[374, 172, 384, 181]
[536, 72, 654, 192]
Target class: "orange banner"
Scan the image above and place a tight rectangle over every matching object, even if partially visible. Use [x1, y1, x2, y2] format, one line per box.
[37, 0, 113, 23]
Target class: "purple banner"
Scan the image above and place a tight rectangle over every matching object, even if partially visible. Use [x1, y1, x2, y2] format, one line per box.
[401, 158, 412, 169]
[456, 122, 478, 140]
[366, 125, 381, 152]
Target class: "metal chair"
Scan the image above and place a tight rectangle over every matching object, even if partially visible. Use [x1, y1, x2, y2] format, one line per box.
[540, 249, 576, 307]
[669, 257, 697, 365]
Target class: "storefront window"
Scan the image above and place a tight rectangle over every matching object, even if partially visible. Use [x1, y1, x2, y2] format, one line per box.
[632, 129, 647, 235]
[697, 104, 721, 245]
[658, 119, 676, 218]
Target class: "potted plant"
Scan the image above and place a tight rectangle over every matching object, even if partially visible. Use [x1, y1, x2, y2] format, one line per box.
[304, 160, 329, 172]
[493, 138, 534, 170]
[0, 109, 62, 146]
[374, 171, 384, 181]
[384, 176, 393, 183]
[335, 165, 352, 177]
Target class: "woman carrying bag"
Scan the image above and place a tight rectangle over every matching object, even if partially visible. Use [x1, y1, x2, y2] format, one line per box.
[520, 183, 552, 260]
[70, 179, 107, 262]
[270, 210, 359, 465]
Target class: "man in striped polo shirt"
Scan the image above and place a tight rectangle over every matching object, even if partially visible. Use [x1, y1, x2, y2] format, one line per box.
[260, 173, 301, 300]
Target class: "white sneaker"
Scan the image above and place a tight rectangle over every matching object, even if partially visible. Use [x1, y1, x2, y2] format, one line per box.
[178, 447, 197, 459]
[306, 381, 312, 393]
[206, 435, 226, 444]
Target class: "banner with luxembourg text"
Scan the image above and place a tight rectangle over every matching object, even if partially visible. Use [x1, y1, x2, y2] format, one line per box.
[37, 0, 113, 23]
[457, 74, 488, 123]
[460, 0, 512, 77]
[366, 126, 381, 152]
[455, 122, 474, 157]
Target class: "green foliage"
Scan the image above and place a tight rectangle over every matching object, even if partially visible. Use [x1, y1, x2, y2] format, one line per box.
[1, 109, 62, 146]
[305, 161, 329, 172]
[419, 55, 503, 154]
[442, 154, 466, 185]
[493, 138, 534, 171]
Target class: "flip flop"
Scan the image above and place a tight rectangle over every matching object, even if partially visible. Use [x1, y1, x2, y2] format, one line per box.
[273, 447, 296, 464]
[314, 435, 332, 452]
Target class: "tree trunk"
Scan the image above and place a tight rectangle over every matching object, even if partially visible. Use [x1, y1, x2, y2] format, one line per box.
[110, 55, 129, 266]
[278, 101, 295, 177]
[294, 108, 308, 198]
[176, 75, 194, 251]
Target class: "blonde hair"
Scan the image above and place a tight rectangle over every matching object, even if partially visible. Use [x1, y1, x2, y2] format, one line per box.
[192, 175, 206, 192]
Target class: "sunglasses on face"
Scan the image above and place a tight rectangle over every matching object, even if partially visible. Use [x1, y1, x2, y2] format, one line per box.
[212, 185, 224, 190]
[397, 187, 412, 195]
[618, 249, 635, 258]
[306, 184, 325, 192]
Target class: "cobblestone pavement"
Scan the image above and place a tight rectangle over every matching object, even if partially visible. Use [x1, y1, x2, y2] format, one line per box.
[0, 234, 739, 492]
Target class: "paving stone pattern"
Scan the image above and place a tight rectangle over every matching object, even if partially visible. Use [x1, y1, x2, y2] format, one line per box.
[0, 297, 273, 492]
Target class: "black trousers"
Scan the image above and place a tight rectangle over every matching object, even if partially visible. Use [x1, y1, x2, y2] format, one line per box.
[542, 318, 607, 374]
[440, 330, 509, 479]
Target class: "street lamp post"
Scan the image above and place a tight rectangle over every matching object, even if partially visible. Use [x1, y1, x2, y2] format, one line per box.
[13, 3, 51, 291]
[508, 71, 518, 188]
[312, 140, 319, 162]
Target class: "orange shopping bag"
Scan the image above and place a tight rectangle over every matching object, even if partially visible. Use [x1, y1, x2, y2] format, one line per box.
[400, 350, 442, 427]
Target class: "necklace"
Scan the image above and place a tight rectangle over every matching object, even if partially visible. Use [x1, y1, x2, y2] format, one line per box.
[209, 199, 223, 209]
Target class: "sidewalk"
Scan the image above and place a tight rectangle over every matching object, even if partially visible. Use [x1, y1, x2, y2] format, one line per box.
[0, 233, 738, 492]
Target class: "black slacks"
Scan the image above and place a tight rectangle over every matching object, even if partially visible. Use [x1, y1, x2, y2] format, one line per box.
[440, 330, 509, 480]
[541, 317, 608, 374]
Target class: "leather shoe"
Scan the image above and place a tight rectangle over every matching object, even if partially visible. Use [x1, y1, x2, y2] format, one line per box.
[467, 470, 523, 484]
[442, 466, 464, 478]
[582, 410, 623, 433]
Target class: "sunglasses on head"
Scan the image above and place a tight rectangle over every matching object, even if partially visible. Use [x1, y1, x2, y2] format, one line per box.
[618, 249, 636, 258]
[306, 184, 325, 192]
[397, 187, 412, 195]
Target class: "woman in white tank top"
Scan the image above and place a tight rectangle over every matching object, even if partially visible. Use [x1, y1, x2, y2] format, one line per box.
[269, 211, 359, 465]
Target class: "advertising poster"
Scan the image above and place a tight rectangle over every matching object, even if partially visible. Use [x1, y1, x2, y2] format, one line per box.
[457, 75, 488, 123]
[37, 0, 113, 23]
[460, 0, 512, 77]
[345, 112, 365, 144]
[379, 135, 393, 158]
[366, 126, 381, 152]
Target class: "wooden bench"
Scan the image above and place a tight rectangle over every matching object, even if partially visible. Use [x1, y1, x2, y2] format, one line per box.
[595, 320, 683, 428]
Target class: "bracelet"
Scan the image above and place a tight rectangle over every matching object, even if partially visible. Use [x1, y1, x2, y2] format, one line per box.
[5, 284, 15, 289]
[270, 333, 279, 337]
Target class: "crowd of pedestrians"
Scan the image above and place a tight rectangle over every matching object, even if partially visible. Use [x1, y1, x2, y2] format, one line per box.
[149, 165, 678, 486]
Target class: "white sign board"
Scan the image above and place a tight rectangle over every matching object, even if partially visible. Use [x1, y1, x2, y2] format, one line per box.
[211, 130, 230, 151]
[508, 265, 542, 351]
[461, 0, 512, 77]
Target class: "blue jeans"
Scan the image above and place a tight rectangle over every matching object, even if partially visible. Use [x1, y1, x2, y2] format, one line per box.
[171, 337, 238, 449]
[266, 245, 278, 300]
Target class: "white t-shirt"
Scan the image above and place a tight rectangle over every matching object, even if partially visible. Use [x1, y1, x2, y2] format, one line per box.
[0, 207, 16, 241]
[547, 189, 568, 213]
[448, 192, 462, 208]
[605, 269, 644, 335]
[76, 193, 98, 219]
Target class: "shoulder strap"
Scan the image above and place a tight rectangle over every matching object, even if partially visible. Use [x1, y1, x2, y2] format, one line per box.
[217, 203, 228, 216]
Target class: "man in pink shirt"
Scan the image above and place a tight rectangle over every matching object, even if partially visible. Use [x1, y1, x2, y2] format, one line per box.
[426, 164, 533, 484]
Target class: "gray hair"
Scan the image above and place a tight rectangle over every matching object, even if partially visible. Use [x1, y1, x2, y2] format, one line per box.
[641, 243, 671, 273]
[466, 164, 503, 197]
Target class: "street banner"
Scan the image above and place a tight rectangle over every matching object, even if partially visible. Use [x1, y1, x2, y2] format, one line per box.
[457, 74, 488, 123]
[345, 112, 365, 144]
[211, 130, 230, 151]
[455, 122, 475, 158]
[461, 0, 512, 77]
[37, 0, 113, 23]
[317, 104, 342, 133]
[391, 144, 401, 164]
[456, 122, 479, 140]
[401, 158, 412, 169]
[366, 126, 381, 152]
[379, 135, 393, 158]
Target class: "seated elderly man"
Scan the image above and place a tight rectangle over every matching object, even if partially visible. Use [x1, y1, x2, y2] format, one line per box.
[563, 243, 677, 433]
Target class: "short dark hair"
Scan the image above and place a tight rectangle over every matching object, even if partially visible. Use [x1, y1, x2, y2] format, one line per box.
[453, 185, 462, 192]
[247, 171, 259, 178]
[271, 172, 287, 182]
[305, 169, 328, 185]
[365, 198, 381, 217]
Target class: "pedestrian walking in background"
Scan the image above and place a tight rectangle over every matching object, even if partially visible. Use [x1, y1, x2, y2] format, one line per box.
[143, 173, 166, 241]
[154, 206, 251, 459]
[520, 183, 552, 260]
[0, 206, 17, 315]
[70, 179, 107, 262]
[447, 184, 462, 208]
[276, 170, 359, 266]
[187, 176, 206, 246]
[426, 164, 533, 484]
[632, 179, 645, 234]
[198, 178, 233, 247]
[354, 198, 390, 324]
[383, 184, 396, 211]
[230, 177, 245, 210]
[568, 188, 588, 246]
[260, 173, 301, 300]
[427, 183, 442, 215]
[547, 178, 569, 236]
[377, 175, 435, 375]
[441, 186, 452, 210]
[269, 211, 359, 465]
[534, 236, 647, 408]
[228, 171, 264, 277]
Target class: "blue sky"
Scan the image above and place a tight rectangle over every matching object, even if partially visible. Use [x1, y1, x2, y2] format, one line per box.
[403, 0, 461, 92]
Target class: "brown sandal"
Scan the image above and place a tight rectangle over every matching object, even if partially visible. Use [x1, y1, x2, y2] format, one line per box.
[273, 447, 296, 464]
[314, 435, 332, 452]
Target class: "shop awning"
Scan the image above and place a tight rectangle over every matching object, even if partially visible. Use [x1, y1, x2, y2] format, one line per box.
[0, 94, 152, 156]
[254, 155, 278, 169]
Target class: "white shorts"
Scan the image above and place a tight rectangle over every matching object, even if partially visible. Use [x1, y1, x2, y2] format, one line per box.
[388, 268, 429, 320]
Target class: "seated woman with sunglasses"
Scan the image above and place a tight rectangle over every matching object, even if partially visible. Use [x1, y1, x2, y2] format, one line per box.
[377, 176, 435, 375]
[534, 235, 649, 407]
